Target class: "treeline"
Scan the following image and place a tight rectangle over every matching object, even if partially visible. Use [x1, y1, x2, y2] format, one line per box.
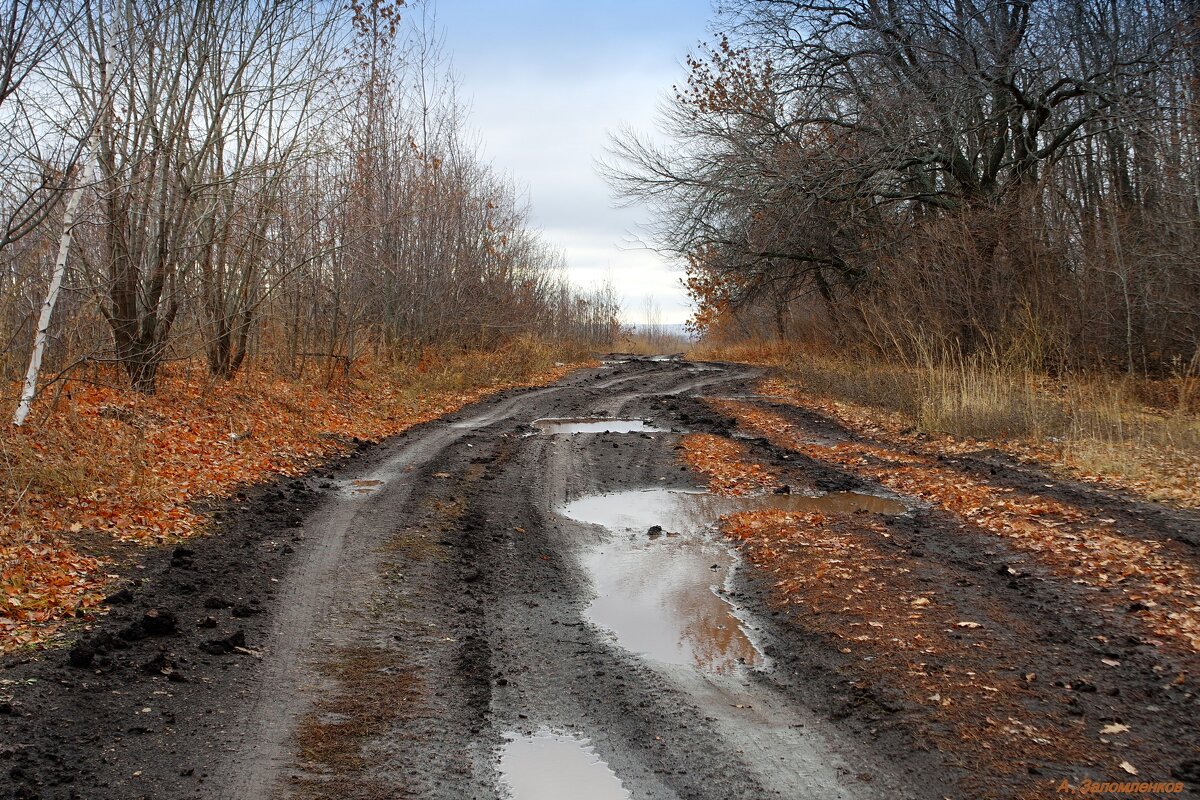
[608, 0, 1199, 375]
[0, 0, 619, 402]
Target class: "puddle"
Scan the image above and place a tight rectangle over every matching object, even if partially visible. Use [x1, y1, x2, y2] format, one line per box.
[499, 730, 630, 800]
[559, 488, 905, 533]
[336, 478, 386, 495]
[580, 529, 760, 672]
[558, 489, 904, 672]
[533, 418, 665, 435]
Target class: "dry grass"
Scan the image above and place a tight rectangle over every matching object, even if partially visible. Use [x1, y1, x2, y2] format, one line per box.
[695, 338, 1200, 508]
[615, 332, 693, 356]
[394, 334, 587, 395]
[291, 646, 419, 800]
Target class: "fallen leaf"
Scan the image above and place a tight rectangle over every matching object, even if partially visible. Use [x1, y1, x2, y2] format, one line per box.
[1119, 761, 1137, 775]
[1100, 724, 1130, 735]
[1101, 658, 1121, 667]
[956, 621, 983, 629]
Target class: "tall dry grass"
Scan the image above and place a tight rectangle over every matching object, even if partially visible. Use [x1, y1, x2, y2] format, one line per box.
[615, 332, 693, 356]
[388, 335, 587, 396]
[692, 337, 1200, 503]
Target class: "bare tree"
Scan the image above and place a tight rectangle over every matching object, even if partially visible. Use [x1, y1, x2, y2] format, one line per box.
[608, 0, 1198, 371]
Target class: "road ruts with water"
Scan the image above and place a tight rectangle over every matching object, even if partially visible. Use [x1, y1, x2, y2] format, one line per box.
[0, 357, 938, 800]
[222, 355, 930, 800]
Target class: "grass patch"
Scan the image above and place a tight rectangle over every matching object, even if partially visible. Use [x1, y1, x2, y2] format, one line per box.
[291, 646, 419, 799]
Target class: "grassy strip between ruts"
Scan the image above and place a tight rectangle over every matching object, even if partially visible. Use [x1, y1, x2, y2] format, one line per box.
[1, 339, 592, 653]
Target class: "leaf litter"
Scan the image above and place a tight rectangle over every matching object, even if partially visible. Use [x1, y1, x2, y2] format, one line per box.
[676, 405, 1197, 795]
[1, 358, 583, 653]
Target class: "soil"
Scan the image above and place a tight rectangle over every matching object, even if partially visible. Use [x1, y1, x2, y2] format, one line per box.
[1, 358, 1196, 799]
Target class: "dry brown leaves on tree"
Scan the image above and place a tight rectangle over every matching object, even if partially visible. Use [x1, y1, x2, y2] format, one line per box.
[756, 378, 1200, 510]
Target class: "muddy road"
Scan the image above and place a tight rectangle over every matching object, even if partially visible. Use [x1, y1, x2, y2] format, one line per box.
[2, 357, 1197, 799]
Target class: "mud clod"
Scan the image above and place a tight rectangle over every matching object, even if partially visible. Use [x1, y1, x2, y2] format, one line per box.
[200, 630, 246, 655]
[142, 609, 177, 636]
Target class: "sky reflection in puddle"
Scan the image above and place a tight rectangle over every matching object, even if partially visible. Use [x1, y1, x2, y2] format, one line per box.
[559, 488, 904, 673]
[533, 418, 665, 435]
[499, 729, 630, 800]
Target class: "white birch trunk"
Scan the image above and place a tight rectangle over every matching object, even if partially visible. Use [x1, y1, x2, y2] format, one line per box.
[12, 166, 91, 426]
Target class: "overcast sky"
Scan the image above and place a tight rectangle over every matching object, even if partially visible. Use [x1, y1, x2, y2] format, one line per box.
[430, 0, 715, 325]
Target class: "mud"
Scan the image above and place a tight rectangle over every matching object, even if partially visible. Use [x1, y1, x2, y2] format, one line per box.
[1, 356, 1196, 800]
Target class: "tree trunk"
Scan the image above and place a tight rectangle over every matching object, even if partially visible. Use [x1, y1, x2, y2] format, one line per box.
[12, 160, 92, 426]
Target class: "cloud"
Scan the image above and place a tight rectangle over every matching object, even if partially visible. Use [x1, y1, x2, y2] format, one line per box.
[432, 0, 713, 326]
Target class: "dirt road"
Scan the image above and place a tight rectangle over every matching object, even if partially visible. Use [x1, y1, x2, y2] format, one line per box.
[2, 358, 1197, 799]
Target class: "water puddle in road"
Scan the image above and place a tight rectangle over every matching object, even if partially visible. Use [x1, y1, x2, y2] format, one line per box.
[580, 528, 760, 672]
[499, 730, 630, 800]
[334, 478, 387, 496]
[533, 418, 665, 435]
[558, 488, 905, 672]
[560, 488, 905, 532]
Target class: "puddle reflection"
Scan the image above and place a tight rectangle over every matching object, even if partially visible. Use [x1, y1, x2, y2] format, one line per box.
[560, 488, 904, 533]
[558, 488, 904, 673]
[533, 418, 665, 435]
[581, 534, 759, 672]
[499, 729, 629, 800]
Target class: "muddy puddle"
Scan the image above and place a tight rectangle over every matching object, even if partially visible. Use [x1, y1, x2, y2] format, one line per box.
[533, 418, 665, 435]
[579, 528, 761, 672]
[499, 730, 629, 800]
[559, 488, 904, 672]
[334, 478, 386, 496]
[560, 488, 905, 532]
